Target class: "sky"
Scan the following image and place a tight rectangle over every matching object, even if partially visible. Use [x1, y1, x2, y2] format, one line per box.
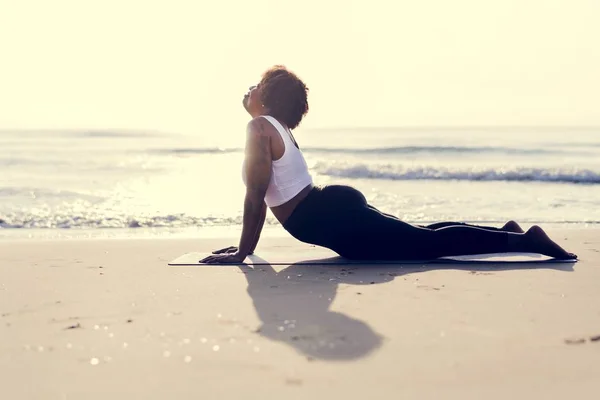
[0, 0, 599, 134]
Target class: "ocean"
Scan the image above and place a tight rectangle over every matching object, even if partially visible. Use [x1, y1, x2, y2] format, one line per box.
[1, 126, 599, 239]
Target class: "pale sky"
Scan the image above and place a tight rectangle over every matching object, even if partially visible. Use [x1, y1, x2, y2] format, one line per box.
[1, 0, 599, 134]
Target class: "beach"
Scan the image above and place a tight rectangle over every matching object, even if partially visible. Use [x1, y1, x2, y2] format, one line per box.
[3, 123, 599, 400]
[3, 0, 599, 397]
[1, 229, 599, 399]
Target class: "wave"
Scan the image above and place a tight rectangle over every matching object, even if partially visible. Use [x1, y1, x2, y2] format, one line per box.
[0, 130, 164, 138]
[0, 213, 278, 229]
[153, 147, 242, 155]
[1, 212, 598, 230]
[153, 145, 561, 156]
[547, 142, 600, 148]
[0, 187, 104, 201]
[70, 130, 165, 138]
[313, 163, 600, 184]
[304, 145, 561, 155]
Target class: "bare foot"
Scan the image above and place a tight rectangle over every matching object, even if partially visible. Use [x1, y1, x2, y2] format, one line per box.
[525, 226, 577, 259]
[502, 220, 524, 233]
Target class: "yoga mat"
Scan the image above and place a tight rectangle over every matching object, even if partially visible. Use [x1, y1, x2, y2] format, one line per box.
[168, 249, 577, 266]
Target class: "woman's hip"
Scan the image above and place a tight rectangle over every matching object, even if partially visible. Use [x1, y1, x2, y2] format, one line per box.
[282, 185, 366, 243]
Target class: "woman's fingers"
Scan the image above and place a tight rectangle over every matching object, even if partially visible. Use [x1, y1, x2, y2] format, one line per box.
[201, 254, 222, 263]
[200, 255, 229, 264]
[212, 246, 236, 254]
[201, 251, 244, 264]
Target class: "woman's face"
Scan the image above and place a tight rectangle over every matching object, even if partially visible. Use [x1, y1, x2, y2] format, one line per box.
[242, 84, 262, 116]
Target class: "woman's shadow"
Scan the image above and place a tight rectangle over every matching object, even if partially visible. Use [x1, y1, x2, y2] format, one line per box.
[240, 255, 575, 361]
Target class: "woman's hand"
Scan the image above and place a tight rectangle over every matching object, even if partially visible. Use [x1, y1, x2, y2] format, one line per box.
[211, 246, 254, 255]
[212, 246, 238, 254]
[200, 251, 247, 264]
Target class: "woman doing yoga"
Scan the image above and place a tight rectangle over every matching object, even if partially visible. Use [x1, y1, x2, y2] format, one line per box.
[200, 66, 576, 264]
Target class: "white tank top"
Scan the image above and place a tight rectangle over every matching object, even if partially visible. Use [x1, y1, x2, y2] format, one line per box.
[242, 115, 313, 207]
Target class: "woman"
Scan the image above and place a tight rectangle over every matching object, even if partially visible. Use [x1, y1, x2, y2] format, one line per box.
[201, 66, 576, 264]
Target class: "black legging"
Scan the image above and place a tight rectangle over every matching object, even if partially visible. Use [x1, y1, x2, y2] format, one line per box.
[283, 185, 509, 260]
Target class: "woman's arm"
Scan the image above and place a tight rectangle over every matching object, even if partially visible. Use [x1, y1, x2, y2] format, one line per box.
[248, 201, 267, 254]
[211, 201, 265, 255]
[200, 119, 271, 264]
[236, 120, 272, 257]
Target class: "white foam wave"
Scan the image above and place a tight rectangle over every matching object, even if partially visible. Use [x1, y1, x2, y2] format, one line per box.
[313, 163, 600, 184]
[0, 213, 278, 229]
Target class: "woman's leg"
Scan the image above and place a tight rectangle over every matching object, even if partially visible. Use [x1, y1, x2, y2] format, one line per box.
[334, 205, 573, 260]
[423, 221, 524, 233]
[335, 208, 507, 259]
[367, 204, 524, 233]
[286, 185, 573, 261]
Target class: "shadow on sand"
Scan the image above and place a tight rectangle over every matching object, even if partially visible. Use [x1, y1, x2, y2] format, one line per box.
[241, 255, 575, 361]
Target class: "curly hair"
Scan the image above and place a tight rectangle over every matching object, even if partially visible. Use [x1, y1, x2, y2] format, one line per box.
[258, 65, 309, 130]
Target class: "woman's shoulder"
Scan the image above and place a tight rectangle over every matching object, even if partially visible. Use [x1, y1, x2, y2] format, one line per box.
[246, 116, 278, 137]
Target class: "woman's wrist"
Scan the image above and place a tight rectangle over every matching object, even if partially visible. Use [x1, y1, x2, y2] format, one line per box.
[236, 242, 253, 257]
[234, 249, 250, 260]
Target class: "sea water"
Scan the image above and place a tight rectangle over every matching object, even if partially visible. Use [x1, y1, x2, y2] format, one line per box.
[1, 126, 599, 238]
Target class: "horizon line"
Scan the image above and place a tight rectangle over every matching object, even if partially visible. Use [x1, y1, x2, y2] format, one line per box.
[1, 124, 599, 134]
[302, 124, 600, 131]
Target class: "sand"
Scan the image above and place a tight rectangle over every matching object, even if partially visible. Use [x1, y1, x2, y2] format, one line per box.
[1, 230, 599, 399]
